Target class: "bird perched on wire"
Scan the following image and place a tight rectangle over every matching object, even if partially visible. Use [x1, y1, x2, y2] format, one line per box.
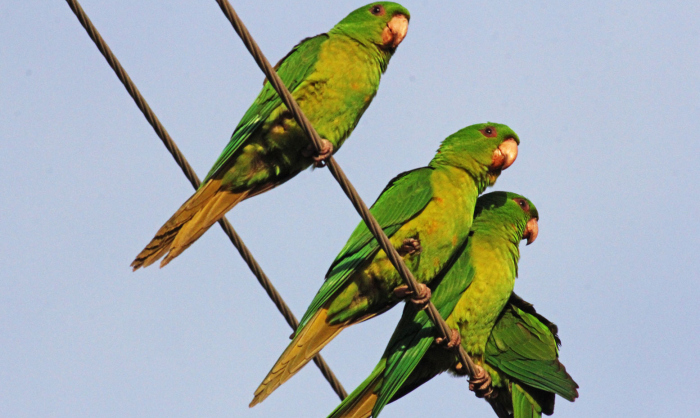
[325, 192, 576, 418]
[250, 123, 520, 406]
[329, 294, 578, 418]
[131, 2, 411, 270]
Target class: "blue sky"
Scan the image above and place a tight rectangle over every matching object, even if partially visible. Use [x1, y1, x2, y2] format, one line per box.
[2, 1, 699, 417]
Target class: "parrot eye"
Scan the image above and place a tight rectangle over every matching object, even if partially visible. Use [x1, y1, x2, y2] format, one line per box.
[514, 199, 529, 212]
[479, 127, 497, 138]
[370, 5, 385, 16]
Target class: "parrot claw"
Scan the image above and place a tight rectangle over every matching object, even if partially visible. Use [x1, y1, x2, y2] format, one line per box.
[469, 365, 495, 399]
[393, 283, 431, 309]
[398, 238, 422, 257]
[303, 139, 333, 167]
[435, 328, 461, 350]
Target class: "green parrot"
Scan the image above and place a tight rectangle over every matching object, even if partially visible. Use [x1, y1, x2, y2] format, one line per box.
[326, 195, 577, 418]
[328, 295, 578, 418]
[250, 124, 520, 406]
[131, 2, 411, 270]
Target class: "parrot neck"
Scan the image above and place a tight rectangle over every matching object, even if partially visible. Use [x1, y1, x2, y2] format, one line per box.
[429, 155, 492, 195]
[428, 134, 498, 194]
[329, 31, 394, 73]
[450, 225, 520, 357]
[470, 214, 525, 274]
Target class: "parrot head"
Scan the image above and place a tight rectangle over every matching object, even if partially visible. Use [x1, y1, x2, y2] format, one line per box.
[331, 2, 410, 52]
[431, 122, 520, 190]
[474, 192, 539, 246]
[512, 195, 539, 245]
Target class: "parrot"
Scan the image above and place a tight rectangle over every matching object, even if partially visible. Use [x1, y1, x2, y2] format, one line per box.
[250, 123, 520, 406]
[131, 2, 411, 270]
[325, 195, 577, 418]
[329, 295, 578, 418]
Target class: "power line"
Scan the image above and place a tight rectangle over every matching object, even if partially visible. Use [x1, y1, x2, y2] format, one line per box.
[213, 2, 511, 417]
[64, 0, 509, 414]
[64, 0, 347, 401]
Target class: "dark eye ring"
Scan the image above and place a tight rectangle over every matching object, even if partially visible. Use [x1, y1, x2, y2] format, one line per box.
[479, 127, 497, 138]
[370, 5, 384, 15]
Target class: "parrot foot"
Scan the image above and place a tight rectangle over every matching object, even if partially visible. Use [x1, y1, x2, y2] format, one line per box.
[303, 139, 333, 167]
[435, 328, 461, 350]
[393, 283, 432, 309]
[469, 365, 495, 399]
[398, 238, 422, 257]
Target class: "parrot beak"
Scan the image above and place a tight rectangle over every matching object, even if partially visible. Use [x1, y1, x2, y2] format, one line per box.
[382, 14, 409, 48]
[523, 218, 539, 245]
[491, 138, 518, 171]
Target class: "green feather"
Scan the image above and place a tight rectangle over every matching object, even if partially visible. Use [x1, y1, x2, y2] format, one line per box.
[330, 168, 434, 266]
[325, 192, 538, 418]
[205, 2, 412, 186]
[486, 297, 579, 402]
[297, 167, 435, 331]
[372, 238, 474, 416]
[323, 193, 579, 418]
[202, 34, 328, 183]
[327, 255, 461, 418]
[297, 126, 521, 332]
[512, 383, 542, 418]
[132, 3, 414, 272]
[259, 124, 521, 407]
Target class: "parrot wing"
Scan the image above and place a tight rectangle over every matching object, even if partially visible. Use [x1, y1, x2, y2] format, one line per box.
[486, 297, 579, 403]
[202, 34, 328, 183]
[372, 239, 476, 416]
[296, 167, 435, 331]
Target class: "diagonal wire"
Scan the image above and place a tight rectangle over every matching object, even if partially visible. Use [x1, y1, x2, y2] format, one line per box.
[64, 0, 347, 401]
[215, 2, 509, 416]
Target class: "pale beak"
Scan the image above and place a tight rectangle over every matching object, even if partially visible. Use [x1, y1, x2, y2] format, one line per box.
[491, 138, 518, 171]
[524, 218, 539, 245]
[382, 14, 409, 48]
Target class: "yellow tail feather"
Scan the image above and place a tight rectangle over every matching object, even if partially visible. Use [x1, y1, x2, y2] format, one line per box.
[250, 308, 348, 407]
[131, 180, 247, 270]
[338, 384, 379, 418]
[159, 189, 248, 267]
[344, 394, 377, 418]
